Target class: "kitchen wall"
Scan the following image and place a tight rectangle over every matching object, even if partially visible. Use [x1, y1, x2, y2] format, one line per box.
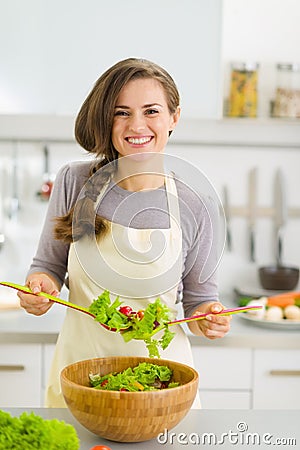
[0, 0, 222, 119]
[0, 1, 300, 299]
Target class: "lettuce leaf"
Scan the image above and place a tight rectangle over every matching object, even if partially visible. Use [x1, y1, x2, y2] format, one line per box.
[89, 362, 179, 391]
[88, 291, 130, 331]
[0, 410, 80, 450]
[88, 292, 175, 357]
[121, 298, 175, 357]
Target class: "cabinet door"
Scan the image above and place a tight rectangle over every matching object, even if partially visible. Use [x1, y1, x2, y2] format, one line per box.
[253, 349, 300, 409]
[0, 344, 42, 407]
[192, 347, 252, 389]
[41, 343, 56, 406]
[200, 390, 251, 409]
[192, 346, 252, 409]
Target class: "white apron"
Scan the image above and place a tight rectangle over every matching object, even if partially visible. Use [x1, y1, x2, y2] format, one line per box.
[45, 175, 200, 408]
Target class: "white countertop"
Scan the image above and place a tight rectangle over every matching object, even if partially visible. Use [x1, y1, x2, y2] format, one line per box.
[3, 408, 300, 449]
[1, 300, 299, 349]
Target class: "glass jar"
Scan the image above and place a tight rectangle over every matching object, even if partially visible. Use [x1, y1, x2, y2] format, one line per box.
[228, 62, 259, 118]
[273, 63, 300, 118]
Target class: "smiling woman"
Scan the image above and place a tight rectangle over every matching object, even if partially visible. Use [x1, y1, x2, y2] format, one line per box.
[17, 57, 231, 409]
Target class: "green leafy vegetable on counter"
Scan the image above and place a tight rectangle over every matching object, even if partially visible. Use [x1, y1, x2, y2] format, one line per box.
[88, 292, 175, 357]
[89, 362, 179, 392]
[237, 296, 253, 307]
[0, 410, 80, 450]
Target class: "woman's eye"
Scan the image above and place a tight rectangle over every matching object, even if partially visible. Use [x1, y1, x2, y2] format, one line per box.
[145, 109, 159, 115]
[114, 110, 129, 116]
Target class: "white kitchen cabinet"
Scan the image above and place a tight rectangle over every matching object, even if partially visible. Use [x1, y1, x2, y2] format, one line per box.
[200, 390, 251, 409]
[192, 347, 252, 409]
[0, 343, 42, 407]
[253, 349, 300, 409]
[41, 343, 56, 405]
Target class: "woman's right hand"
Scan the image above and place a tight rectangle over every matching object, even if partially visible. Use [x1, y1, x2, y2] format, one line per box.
[17, 272, 60, 316]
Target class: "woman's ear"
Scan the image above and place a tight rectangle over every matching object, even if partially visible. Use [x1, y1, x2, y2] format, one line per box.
[169, 106, 181, 135]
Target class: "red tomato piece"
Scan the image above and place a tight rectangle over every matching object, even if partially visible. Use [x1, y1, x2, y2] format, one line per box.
[119, 305, 133, 316]
[136, 310, 144, 320]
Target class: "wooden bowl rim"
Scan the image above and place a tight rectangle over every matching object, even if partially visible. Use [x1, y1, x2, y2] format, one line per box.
[60, 356, 198, 396]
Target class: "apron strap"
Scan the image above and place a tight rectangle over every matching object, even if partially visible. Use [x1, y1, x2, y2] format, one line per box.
[165, 173, 181, 231]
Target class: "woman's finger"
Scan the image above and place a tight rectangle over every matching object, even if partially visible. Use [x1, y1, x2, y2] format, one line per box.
[17, 291, 52, 316]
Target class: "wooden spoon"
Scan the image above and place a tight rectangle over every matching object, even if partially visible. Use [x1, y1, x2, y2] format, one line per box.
[0, 281, 262, 331]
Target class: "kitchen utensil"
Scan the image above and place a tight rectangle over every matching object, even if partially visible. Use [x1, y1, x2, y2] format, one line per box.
[61, 356, 198, 442]
[259, 266, 299, 291]
[36, 145, 54, 201]
[274, 168, 287, 266]
[8, 143, 19, 219]
[258, 169, 299, 291]
[0, 164, 5, 250]
[248, 167, 257, 262]
[0, 281, 262, 329]
[222, 185, 232, 251]
[0, 233, 4, 249]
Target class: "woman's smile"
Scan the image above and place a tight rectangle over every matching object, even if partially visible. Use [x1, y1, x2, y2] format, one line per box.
[126, 135, 154, 146]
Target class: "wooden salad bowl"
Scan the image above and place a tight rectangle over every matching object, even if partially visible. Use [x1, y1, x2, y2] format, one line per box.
[60, 356, 199, 442]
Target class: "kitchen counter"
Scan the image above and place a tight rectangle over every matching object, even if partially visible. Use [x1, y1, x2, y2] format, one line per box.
[3, 408, 300, 449]
[1, 301, 300, 349]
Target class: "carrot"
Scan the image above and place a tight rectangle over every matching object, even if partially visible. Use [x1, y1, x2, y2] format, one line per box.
[267, 291, 300, 308]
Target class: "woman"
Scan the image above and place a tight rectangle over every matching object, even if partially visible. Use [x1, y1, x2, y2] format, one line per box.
[18, 58, 231, 407]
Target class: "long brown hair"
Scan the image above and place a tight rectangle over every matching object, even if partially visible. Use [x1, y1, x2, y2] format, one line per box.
[54, 58, 180, 243]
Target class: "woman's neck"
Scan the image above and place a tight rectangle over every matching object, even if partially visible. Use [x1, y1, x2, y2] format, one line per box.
[115, 154, 165, 191]
[116, 173, 165, 192]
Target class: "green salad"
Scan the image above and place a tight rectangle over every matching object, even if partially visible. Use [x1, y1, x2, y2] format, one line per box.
[89, 362, 179, 392]
[88, 291, 175, 357]
[0, 410, 79, 450]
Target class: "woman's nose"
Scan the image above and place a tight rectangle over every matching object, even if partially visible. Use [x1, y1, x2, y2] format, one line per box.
[128, 113, 146, 132]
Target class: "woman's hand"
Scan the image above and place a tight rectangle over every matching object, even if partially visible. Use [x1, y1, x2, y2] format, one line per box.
[17, 272, 60, 316]
[188, 302, 232, 339]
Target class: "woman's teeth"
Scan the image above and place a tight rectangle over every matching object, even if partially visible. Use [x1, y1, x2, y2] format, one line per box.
[127, 137, 151, 144]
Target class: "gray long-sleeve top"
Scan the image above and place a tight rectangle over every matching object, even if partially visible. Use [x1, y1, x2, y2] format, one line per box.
[28, 160, 219, 317]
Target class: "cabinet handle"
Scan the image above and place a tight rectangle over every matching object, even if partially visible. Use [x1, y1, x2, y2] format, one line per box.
[270, 370, 300, 376]
[0, 364, 25, 371]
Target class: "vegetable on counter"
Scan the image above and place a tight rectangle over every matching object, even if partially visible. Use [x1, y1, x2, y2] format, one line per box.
[88, 291, 175, 358]
[237, 291, 300, 322]
[0, 410, 79, 450]
[89, 362, 179, 392]
[267, 291, 300, 308]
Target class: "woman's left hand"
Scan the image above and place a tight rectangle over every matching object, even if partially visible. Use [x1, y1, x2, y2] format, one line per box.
[188, 302, 232, 339]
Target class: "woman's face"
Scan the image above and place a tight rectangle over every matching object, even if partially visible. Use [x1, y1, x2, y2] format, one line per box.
[111, 78, 180, 159]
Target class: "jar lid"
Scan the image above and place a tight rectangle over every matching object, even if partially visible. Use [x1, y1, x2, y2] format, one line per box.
[276, 63, 300, 72]
[231, 62, 259, 71]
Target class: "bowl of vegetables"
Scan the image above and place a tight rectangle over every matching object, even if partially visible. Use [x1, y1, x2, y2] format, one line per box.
[60, 356, 198, 442]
